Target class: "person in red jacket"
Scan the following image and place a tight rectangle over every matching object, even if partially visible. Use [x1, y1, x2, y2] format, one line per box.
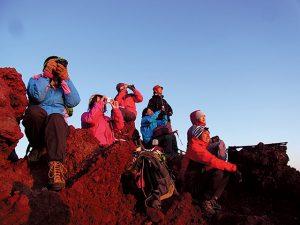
[179, 110, 240, 216]
[114, 83, 143, 122]
[81, 94, 124, 147]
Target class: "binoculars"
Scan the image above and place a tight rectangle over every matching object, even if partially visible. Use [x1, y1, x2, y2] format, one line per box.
[56, 58, 68, 68]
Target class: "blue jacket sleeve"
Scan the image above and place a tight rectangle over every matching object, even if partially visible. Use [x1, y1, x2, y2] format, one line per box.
[141, 110, 161, 126]
[63, 79, 81, 108]
[157, 115, 168, 126]
[27, 77, 50, 103]
[151, 110, 161, 120]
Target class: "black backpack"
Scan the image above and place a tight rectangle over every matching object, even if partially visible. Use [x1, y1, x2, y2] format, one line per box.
[128, 151, 176, 209]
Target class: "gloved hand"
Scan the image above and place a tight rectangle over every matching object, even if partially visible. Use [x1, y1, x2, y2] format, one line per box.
[235, 170, 243, 183]
[160, 110, 167, 116]
[56, 63, 69, 80]
[127, 84, 135, 91]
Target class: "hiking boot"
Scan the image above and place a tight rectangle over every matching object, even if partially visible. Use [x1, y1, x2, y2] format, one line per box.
[202, 200, 216, 216]
[210, 199, 222, 210]
[48, 161, 67, 191]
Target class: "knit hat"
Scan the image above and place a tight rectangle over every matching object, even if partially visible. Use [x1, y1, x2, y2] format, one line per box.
[153, 85, 163, 93]
[190, 110, 206, 125]
[43, 56, 58, 70]
[116, 83, 126, 92]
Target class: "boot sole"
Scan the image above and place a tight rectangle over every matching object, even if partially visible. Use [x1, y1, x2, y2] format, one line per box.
[49, 183, 65, 191]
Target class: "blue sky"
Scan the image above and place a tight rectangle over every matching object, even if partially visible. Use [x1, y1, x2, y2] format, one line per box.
[0, 0, 299, 169]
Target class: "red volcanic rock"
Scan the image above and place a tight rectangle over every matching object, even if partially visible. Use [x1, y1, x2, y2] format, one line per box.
[0, 68, 299, 225]
[0, 68, 27, 160]
[164, 193, 206, 225]
[0, 191, 30, 225]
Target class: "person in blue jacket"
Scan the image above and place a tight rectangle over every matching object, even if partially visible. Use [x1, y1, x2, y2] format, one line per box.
[22, 56, 80, 191]
[140, 107, 167, 148]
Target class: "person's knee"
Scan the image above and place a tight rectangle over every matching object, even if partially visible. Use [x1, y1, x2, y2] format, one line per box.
[23, 106, 47, 127]
[24, 106, 47, 119]
[48, 113, 65, 122]
[213, 170, 225, 179]
[47, 113, 69, 132]
[164, 134, 172, 141]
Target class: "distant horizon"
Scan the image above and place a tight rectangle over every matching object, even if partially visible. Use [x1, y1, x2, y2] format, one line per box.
[0, 0, 299, 170]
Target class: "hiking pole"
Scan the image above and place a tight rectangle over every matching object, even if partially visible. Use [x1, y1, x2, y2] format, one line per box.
[174, 130, 183, 146]
[25, 144, 31, 157]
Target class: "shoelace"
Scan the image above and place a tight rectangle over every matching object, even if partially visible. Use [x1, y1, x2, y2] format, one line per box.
[48, 163, 67, 179]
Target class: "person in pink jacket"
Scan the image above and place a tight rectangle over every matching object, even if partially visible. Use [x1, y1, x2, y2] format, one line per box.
[114, 83, 143, 122]
[81, 94, 124, 147]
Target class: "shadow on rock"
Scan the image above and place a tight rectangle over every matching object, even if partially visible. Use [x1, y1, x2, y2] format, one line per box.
[12, 182, 70, 225]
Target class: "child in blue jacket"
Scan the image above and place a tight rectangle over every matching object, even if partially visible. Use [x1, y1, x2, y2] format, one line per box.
[140, 108, 167, 147]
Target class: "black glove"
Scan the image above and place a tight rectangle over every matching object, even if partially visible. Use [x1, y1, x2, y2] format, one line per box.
[235, 170, 243, 183]
[127, 84, 135, 91]
[160, 110, 167, 116]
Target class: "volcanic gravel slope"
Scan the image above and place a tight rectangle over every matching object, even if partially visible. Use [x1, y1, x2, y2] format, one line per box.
[0, 67, 299, 225]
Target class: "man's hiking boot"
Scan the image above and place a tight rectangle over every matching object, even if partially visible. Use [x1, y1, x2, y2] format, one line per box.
[202, 200, 216, 217]
[210, 198, 222, 210]
[48, 161, 67, 191]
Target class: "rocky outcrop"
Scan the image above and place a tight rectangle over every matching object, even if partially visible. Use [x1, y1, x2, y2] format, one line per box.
[0, 68, 27, 162]
[0, 67, 299, 225]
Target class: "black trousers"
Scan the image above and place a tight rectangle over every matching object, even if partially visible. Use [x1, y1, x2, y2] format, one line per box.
[185, 161, 230, 201]
[22, 106, 68, 162]
[156, 134, 178, 156]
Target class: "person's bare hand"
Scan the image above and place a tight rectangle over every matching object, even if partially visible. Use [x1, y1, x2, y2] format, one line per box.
[110, 100, 119, 109]
[44, 59, 57, 74]
[56, 63, 69, 80]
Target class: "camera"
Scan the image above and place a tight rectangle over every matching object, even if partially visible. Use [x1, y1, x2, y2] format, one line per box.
[211, 135, 220, 143]
[106, 97, 113, 103]
[132, 151, 139, 158]
[127, 84, 135, 89]
[56, 58, 68, 68]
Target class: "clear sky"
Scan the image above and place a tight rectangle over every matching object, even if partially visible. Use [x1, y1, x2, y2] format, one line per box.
[0, 0, 299, 169]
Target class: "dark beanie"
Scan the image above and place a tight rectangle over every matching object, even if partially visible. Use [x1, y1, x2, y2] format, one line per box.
[43, 56, 58, 70]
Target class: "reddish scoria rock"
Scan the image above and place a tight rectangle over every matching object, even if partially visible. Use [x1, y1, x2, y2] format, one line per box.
[0, 67, 299, 225]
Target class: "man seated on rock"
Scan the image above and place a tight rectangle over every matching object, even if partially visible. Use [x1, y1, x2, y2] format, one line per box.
[114, 83, 143, 122]
[179, 110, 240, 216]
[147, 85, 173, 122]
[81, 94, 124, 147]
[141, 107, 178, 156]
[23, 56, 80, 191]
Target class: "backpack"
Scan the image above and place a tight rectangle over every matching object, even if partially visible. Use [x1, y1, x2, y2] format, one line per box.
[208, 136, 228, 161]
[128, 151, 176, 209]
[153, 123, 172, 138]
